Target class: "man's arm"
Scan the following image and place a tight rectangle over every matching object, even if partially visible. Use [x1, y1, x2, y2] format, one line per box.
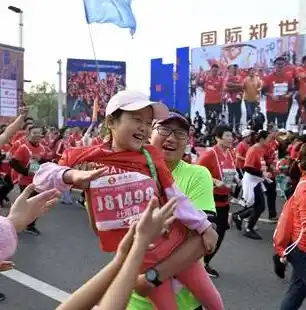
[135, 234, 205, 296]
[0, 108, 27, 147]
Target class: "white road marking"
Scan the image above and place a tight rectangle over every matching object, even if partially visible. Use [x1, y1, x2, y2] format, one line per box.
[1, 269, 71, 303]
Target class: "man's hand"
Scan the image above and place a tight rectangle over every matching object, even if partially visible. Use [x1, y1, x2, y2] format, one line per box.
[201, 225, 218, 255]
[19, 106, 28, 117]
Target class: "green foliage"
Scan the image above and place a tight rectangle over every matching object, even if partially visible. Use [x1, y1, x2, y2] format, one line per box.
[24, 81, 58, 126]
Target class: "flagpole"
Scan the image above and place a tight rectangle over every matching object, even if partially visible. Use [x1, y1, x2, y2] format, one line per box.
[87, 24, 102, 123]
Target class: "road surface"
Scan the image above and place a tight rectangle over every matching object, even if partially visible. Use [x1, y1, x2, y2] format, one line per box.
[0, 197, 297, 310]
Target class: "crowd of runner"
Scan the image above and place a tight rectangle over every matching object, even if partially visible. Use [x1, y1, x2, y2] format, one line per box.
[190, 54, 306, 134]
[0, 88, 306, 308]
[67, 71, 125, 122]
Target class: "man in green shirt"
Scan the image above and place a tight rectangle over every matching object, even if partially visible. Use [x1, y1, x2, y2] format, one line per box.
[127, 110, 220, 310]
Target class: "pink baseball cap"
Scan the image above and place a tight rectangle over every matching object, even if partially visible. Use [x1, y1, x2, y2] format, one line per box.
[105, 90, 169, 120]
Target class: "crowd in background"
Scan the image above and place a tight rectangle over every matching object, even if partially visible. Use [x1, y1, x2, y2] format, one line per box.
[190, 54, 306, 135]
[66, 71, 125, 122]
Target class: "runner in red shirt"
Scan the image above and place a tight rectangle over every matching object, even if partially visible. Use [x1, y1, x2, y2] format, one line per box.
[10, 125, 46, 235]
[294, 55, 306, 126]
[232, 130, 270, 240]
[197, 125, 235, 277]
[0, 143, 14, 207]
[203, 64, 223, 119]
[235, 129, 253, 176]
[263, 56, 293, 128]
[224, 65, 244, 133]
[263, 132, 280, 222]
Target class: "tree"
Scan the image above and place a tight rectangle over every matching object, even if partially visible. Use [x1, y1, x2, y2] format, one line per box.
[24, 81, 58, 126]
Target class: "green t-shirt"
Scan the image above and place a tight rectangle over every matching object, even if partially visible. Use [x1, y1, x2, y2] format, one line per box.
[127, 160, 215, 310]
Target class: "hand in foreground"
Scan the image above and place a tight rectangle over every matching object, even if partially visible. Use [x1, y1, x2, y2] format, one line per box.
[134, 197, 177, 246]
[116, 224, 137, 259]
[63, 168, 105, 189]
[0, 261, 15, 272]
[201, 225, 218, 255]
[214, 179, 225, 188]
[19, 106, 28, 116]
[8, 185, 60, 232]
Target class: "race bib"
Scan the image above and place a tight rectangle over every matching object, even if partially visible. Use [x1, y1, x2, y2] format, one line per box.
[29, 160, 40, 174]
[89, 172, 158, 231]
[273, 83, 288, 96]
[222, 169, 236, 186]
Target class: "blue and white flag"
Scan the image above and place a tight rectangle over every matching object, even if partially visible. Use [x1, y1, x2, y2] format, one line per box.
[83, 0, 136, 36]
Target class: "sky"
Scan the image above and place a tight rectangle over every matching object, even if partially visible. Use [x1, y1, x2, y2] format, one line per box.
[0, 0, 302, 94]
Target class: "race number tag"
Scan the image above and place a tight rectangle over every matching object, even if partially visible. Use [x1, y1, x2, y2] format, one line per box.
[273, 83, 288, 96]
[222, 169, 236, 186]
[29, 160, 40, 174]
[89, 172, 158, 231]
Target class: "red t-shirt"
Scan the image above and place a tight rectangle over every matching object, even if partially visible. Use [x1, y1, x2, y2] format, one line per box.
[92, 136, 103, 146]
[295, 65, 306, 102]
[12, 141, 46, 186]
[224, 75, 244, 102]
[11, 131, 25, 144]
[204, 75, 223, 104]
[244, 144, 265, 171]
[264, 73, 293, 113]
[290, 142, 303, 160]
[197, 145, 236, 207]
[235, 141, 250, 169]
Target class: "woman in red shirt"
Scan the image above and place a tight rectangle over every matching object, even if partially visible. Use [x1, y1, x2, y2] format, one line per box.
[197, 125, 235, 278]
[279, 144, 306, 309]
[232, 130, 270, 240]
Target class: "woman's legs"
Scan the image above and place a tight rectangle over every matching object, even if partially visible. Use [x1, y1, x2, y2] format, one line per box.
[148, 280, 177, 310]
[177, 261, 224, 310]
[204, 205, 229, 277]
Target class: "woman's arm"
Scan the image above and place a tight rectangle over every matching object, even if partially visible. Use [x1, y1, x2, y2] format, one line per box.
[56, 252, 126, 310]
[98, 238, 148, 310]
[56, 197, 177, 310]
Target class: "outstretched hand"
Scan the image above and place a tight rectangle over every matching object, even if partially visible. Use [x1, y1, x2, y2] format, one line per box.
[8, 185, 60, 232]
[63, 168, 105, 189]
[0, 261, 15, 272]
[116, 197, 177, 258]
[135, 196, 177, 245]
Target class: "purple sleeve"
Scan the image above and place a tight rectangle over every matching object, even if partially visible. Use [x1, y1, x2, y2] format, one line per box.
[0, 216, 18, 261]
[33, 163, 72, 193]
[164, 184, 211, 234]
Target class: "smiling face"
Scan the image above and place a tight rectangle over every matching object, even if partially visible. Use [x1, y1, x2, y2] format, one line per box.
[108, 106, 153, 152]
[150, 119, 189, 167]
[215, 131, 233, 149]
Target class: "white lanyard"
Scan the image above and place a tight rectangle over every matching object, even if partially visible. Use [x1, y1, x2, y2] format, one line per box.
[283, 180, 306, 256]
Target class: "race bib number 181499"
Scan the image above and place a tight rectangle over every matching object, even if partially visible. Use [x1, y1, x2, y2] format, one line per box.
[89, 172, 158, 231]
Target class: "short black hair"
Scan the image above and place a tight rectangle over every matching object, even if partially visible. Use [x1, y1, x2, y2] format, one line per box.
[213, 125, 232, 138]
[255, 130, 269, 142]
[211, 64, 219, 69]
